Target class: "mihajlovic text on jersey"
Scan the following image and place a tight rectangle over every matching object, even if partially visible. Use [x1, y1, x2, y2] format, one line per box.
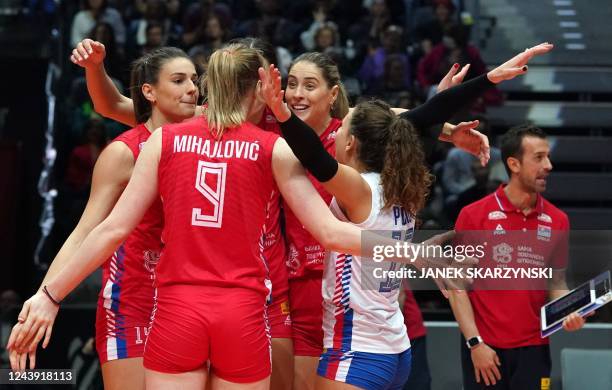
[173, 135, 261, 161]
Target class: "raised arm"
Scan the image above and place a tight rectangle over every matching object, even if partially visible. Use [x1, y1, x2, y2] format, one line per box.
[261, 66, 372, 223]
[401, 43, 554, 133]
[71, 39, 137, 126]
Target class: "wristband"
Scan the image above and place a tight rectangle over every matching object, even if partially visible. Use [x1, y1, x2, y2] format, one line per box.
[42, 285, 61, 306]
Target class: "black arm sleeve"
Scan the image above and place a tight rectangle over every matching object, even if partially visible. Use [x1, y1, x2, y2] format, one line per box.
[400, 74, 495, 135]
[279, 113, 339, 182]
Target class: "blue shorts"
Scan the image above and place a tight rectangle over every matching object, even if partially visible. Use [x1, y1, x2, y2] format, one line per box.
[318, 348, 412, 390]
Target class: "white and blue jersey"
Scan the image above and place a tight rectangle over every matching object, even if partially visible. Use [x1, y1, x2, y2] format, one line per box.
[321, 172, 414, 354]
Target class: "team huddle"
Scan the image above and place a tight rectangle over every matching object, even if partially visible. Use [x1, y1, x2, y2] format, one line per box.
[5, 37, 586, 390]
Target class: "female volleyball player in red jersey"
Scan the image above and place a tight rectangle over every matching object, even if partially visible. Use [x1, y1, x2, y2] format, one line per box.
[7, 44, 432, 390]
[63, 37, 294, 390]
[52, 41, 489, 390]
[260, 42, 554, 390]
[6, 46, 199, 389]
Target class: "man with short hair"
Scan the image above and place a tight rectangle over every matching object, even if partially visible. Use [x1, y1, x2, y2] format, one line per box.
[449, 124, 586, 389]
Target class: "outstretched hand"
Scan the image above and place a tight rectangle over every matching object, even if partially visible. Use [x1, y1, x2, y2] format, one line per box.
[441, 120, 491, 166]
[437, 63, 471, 93]
[258, 64, 291, 122]
[6, 291, 59, 368]
[487, 42, 554, 83]
[70, 38, 106, 68]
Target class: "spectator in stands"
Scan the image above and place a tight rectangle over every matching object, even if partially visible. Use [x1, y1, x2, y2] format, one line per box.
[127, 0, 180, 53]
[140, 22, 165, 55]
[235, 0, 301, 53]
[359, 25, 411, 95]
[366, 53, 414, 104]
[315, 23, 340, 52]
[415, 0, 457, 55]
[88, 22, 126, 83]
[188, 14, 232, 56]
[189, 46, 213, 79]
[300, 2, 341, 51]
[71, 0, 126, 48]
[417, 23, 501, 110]
[347, 0, 392, 61]
[447, 158, 494, 222]
[133, 0, 181, 22]
[64, 118, 108, 193]
[181, 0, 233, 48]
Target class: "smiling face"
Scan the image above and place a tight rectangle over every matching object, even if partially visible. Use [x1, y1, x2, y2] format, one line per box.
[285, 61, 338, 132]
[146, 57, 199, 122]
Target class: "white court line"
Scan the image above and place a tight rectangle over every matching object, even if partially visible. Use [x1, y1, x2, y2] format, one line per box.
[566, 43, 586, 50]
[553, 0, 573, 6]
[560, 21, 579, 28]
[563, 32, 583, 39]
[557, 9, 577, 16]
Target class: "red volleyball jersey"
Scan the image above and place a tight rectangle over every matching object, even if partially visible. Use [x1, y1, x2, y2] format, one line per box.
[156, 116, 280, 297]
[455, 185, 569, 348]
[283, 118, 342, 279]
[257, 108, 288, 304]
[98, 124, 164, 334]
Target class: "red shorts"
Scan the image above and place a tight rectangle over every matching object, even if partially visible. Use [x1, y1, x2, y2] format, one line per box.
[143, 285, 271, 383]
[95, 298, 152, 364]
[289, 277, 323, 356]
[268, 297, 292, 339]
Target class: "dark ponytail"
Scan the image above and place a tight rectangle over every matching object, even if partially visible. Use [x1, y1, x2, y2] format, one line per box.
[350, 100, 432, 215]
[129, 47, 192, 124]
[381, 115, 432, 215]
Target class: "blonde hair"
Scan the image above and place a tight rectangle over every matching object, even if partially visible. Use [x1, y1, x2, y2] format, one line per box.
[203, 44, 266, 137]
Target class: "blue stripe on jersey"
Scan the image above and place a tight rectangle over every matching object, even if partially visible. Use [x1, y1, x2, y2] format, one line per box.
[111, 245, 128, 358]
[110, 245, 126, 313]
[318, 349, 330, 375]
[341, 309, 354, 351]
[340, 255, 354, 350]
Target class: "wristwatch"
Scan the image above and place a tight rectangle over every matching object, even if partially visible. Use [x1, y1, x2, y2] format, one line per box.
[466, 335, 483, 349]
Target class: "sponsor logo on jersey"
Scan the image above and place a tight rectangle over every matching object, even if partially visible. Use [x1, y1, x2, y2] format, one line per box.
[286, 244, 300, 274]
[280, 300, 291, 315]
[138, 141, 146, 151]
[538, 213, 552, 223]
[537, 225, 551, 241]
[143, 250, 160, 272]
[327, 131, 337, 140]
[493, 243, 513, 264]
[488, 211, 507, 220]
[541, 377, 551, 390]
[284, 314, 292, 327]
[494, 224, 506, 235]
